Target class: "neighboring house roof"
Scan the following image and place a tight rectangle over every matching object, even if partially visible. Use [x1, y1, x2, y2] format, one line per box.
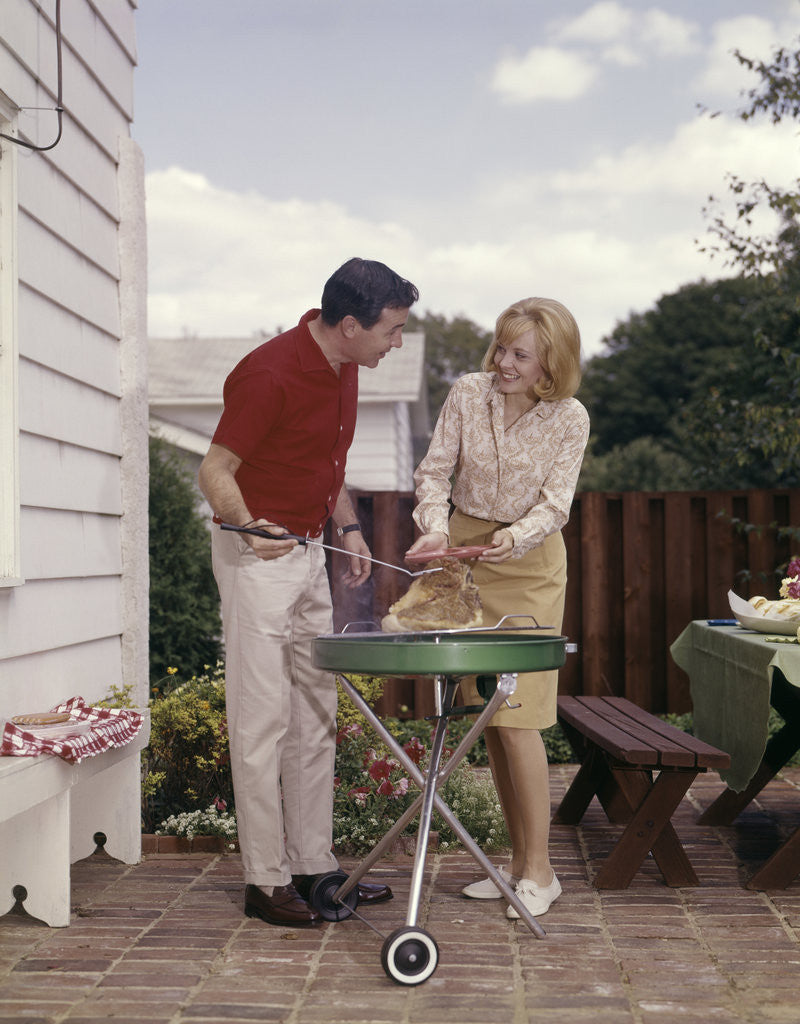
[148, 332, 427, 491]
[149, 332, 425, 402]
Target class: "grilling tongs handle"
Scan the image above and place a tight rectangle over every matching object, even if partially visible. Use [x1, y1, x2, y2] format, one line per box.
[220, 522, 307, 543]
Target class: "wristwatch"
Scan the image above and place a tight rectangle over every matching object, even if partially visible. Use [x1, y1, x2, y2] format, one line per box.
[336, 523, 361, 537]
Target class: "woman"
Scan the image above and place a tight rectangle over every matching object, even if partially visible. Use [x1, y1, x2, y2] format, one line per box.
[407, 297, 589, 918]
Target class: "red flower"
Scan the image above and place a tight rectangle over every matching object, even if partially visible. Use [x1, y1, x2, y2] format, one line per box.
[403, 736, 426, 765]
[787, 556, 800, 579]
[376, 778, 395, 797]
[336, 722, 363, 745]
[348, 786, 371, 808]
[368, 757, 393, 782]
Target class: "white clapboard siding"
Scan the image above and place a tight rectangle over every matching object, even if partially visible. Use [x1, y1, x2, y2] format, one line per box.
[66, 0, 136, 117]
[1, 639, 123, 717]
[6, 0, 135, 156]
[347, 403, 414, 492]
[19, 286, 120, 394]
[19, 158, 120, 278]
[19, 434, 123, 515]
[18, 213, 121, 336]
[21, 508, 121, 581]
[19, 360, 122, 453]
[1, 577, 122, 661]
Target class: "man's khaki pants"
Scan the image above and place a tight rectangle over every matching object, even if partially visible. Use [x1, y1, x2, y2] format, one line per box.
[211, 528, 339, 887]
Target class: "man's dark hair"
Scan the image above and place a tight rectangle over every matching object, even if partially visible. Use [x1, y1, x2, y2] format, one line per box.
[320, 257, 419, 328]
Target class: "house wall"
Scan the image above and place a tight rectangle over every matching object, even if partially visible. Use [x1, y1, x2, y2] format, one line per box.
[346, 403, 414, 492]
[0, 1, 148, 712]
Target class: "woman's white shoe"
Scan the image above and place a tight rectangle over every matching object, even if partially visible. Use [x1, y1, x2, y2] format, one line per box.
[506, 872, 561, 918]
[462, 865, 518, 899]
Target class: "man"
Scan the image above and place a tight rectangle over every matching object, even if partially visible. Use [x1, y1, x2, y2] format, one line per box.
[198, 258, 419, 926]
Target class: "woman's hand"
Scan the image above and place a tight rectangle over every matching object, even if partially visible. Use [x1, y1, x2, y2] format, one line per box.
[478, 528, 514, 563]
[405, 531, 449, 558]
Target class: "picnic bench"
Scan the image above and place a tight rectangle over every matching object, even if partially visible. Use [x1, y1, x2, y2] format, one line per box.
[552, 695, 730, 889]
[0, 713, 150, 927]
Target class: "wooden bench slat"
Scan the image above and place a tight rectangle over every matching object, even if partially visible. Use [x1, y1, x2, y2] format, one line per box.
[604, 697, 730, 770]
[556, 696, 659, 765]
[589, 697, 696, 767]
[558, 696, 731, 769]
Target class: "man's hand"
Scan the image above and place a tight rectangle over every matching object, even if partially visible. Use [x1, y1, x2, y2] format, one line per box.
[340, 530, 372, 588]
[244, 520, 298, 561]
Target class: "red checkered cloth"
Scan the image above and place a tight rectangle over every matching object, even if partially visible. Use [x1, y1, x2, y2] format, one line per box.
[0, 696, 145, 764]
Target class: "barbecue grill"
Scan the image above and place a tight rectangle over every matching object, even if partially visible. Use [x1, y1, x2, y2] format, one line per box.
[309, 617, 573, 985]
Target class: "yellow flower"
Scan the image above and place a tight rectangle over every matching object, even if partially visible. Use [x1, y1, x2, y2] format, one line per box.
[167, 667, 178, 675]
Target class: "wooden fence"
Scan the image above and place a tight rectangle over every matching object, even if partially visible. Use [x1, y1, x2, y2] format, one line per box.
[325, 488, 800, 719]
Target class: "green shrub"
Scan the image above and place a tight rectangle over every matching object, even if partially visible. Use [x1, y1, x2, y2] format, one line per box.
[336, 674, 385, 731]
[435, 768, 510, 850]
[149, 436, 221, 688]
[141, 663, 232, 832]
[542, 721, 576, 763]
[138, 663, 578, 842]
[156, 804, 238, 846]
[332, 718, 510, 855]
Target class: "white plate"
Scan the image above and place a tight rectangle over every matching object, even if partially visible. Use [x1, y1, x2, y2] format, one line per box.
[728, 590, 800, 636]
[8, 718, 93, 740]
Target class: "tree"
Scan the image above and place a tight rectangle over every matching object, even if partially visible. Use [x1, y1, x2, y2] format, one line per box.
[407, 311, 492, 423]
[579, 38, 800, 492]
[149, 436, 221, 687]
[578, 436, 692, 493]
[577, 276, 766, 461]
[692, 39, 800, 485]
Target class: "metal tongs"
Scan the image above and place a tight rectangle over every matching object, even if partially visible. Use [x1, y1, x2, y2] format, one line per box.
[220, 523, 444, 577]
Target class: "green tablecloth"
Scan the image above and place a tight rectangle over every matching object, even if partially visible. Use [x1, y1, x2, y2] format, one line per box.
[670, 622, 800, 792]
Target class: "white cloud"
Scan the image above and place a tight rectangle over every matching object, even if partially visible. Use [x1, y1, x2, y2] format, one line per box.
[695, 15, 779, 98]
[146, 168, 421, 336]
[144, 161, 726, 360]
[490, 3, 702, 103]
[555, 1, 634, 45]
[639, 9, 701, 56]
[546, 115, 800, 200]
[554, 2, 699, 63]
[491, 46, 599, 103]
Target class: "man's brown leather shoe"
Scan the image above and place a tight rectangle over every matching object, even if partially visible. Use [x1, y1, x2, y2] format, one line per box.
[244, 883, 320, 926]
[292, 873, 393, 905]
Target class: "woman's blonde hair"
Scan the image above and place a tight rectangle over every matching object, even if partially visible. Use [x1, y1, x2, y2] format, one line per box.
[481, 297, 582, 401]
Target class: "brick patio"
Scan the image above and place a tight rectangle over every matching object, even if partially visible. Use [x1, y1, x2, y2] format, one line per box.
[1, 766, 799, 1023]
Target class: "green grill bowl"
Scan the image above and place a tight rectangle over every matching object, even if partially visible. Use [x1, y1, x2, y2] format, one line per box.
[312, 631, 568, 677]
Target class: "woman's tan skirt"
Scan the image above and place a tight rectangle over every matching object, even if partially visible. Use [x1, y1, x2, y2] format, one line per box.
[449, 508, 566, 730]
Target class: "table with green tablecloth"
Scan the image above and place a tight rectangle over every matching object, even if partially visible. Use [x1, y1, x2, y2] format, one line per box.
[670, 621, 800, 889]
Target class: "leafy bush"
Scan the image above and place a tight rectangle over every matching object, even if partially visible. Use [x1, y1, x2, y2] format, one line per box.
[139, 664, 578, 841]
[332, 719, 510, 854]
[156, 804, 238, 846]
[149, 436, 222, 688]
[141, 664, 232, 832]
[336, 674, 385, 731]
[436, 768, 509, 850]
[542, 721, 576, 763]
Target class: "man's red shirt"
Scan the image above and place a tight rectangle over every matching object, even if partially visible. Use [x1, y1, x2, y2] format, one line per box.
[211, 310, 358, 537]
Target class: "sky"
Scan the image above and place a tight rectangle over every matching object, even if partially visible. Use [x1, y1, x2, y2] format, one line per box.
[133, 0, 800, 358]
